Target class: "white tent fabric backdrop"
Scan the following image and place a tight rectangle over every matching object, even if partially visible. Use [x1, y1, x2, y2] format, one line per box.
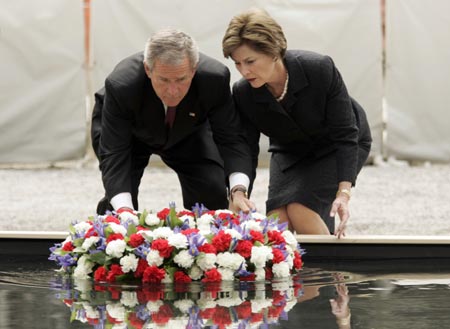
[4, 0, 447, 164]
[0, 0, 86, 163]
[385, 0, 450, 162]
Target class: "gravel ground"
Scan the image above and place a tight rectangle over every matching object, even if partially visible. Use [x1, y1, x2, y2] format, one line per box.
[1, 159, 450, 236]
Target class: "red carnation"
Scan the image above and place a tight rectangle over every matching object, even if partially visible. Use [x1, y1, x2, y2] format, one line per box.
[272, 248, 285, 263]
[265, 267, 273, 280]
[151, 239, 173, 258]
[202, 268, 222, 282]
[128, 233, 145, 247]
[129, 312, 145, 329]
[250, 313, 264, 323]
[106, 264, 124, 282]
[181, 228, 199, 236]
[105, 215, 120, 224]
[156, 208, 170, 220]
[212, 306, 232, 327]
[177, 210, 194, 217]
[235, 240, 253, 258]
[199, 307, 216, 320]
[94, 266, 107, 281]
[249, 230, 264, 244]
[239, 273, 256, 281]
[134, 258, 149, 278]
[152, 304, 173, 325]
[211, 230, 232, 252]
[62, 241, 74, 251]
[142, 265, 165, 283]
[267, 230, 285, 245]
[293, 251, 303, 270]
[106, 313, 122, 324]
[198, 243, 217, 254]
[84, 226, 98, 238]
[235, 300, 252, 319]
[106, 233, 124, 243]
[174, 271, 192, 283]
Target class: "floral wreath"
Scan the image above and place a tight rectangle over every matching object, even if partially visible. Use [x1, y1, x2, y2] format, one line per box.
[49, 203, 305, 284]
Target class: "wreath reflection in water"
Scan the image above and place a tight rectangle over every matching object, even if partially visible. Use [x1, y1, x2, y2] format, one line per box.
[53, 275, 303, 328]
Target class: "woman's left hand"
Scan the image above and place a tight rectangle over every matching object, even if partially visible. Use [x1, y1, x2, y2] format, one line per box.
[330, 195, 350, 238]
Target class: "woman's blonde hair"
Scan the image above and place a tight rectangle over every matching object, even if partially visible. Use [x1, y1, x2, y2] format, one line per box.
[222, 8, 287, 59]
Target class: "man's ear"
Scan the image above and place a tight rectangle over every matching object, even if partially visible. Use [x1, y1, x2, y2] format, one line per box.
[143, 61, 151, 78]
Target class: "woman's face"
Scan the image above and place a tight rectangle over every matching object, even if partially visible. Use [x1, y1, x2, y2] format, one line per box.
[231, 43, 277, 88]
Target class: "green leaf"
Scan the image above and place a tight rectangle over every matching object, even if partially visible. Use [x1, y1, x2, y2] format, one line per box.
[168, 207, 183, 229]
[139, 209, 149, 226]
[127, 223, 137, 236]
[89, 252, 107, 265]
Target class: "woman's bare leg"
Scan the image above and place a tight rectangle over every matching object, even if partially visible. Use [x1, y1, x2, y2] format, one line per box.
[286, 203, 330, 235]
[267, 206, 292, 230]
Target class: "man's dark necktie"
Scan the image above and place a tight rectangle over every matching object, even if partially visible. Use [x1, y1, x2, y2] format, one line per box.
[165, 106, 176, 129]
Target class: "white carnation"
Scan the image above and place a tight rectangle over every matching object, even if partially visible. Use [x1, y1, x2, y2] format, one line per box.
[121, 291, 138, 308]
[73, 221, 92, 234]
[174, 299, 195, 313]
[145, 213, 161, 226]
[282, 231, 298, 249]
[118, 211, 139, 225]
[179, 214, 195, 228]
[251, 299, 273, 313]
[250, 212, 267, 220]
[255, 268, 266, 281]
[218, 267, 235, 281]
[197, 297, 216, 310]
[106, 303, 125, 321]
[105, 239, 126, 258]
[73, 255, 94, 279]
[146, 249, 163, 266]
[272, 262, 290, 278]
[82, 304, 99, 320]
[216, 295, 242, 307]
[188, 264, 203, 280]
[216, 252, 245, 270]
[241, 219, 263, 232]
[250, 246, 273, 268]
[151, 227, 174, 239]
[224, 228, 242, 240]
[197, 213, 214, 227]
[214, 209, 234, 216]
[196, 253, 217, 270]
[108, 222, 127, 236]
[174, 250, 194, 268]
[120, 254, 139, 273]
[81, 236, 99, 250]
[146, 300, 163, 313]
[168, 233, 188, 249]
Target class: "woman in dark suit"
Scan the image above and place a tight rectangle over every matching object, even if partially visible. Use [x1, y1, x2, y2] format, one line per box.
[222, 9, 372, 237]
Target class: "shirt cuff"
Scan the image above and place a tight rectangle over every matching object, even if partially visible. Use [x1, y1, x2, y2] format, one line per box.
[229, 172, 250, 190]
[110, 192, 134, 211]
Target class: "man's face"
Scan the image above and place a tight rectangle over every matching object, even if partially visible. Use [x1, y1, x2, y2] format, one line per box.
[145, 57, 196, 107]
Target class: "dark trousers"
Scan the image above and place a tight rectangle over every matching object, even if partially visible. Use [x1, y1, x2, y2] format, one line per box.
[95, 139, 228, 215]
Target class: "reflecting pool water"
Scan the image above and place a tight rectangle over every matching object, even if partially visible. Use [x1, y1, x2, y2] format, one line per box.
[1, 259, 450, 329]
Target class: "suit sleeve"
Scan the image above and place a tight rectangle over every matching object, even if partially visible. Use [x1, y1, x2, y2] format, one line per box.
[322, 56, 359, 184]
[232, 84, 261, 195]
[98, 79, 134, 200]
[206, 69, 252, 182]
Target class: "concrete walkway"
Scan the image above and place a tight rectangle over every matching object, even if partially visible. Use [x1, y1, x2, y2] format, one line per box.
[1, 160, 450, 236]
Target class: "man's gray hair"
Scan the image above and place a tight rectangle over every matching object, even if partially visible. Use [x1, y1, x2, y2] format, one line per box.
[144, 28, 199, 71]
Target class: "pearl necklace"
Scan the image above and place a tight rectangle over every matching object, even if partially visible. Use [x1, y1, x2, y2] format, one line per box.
[275, 72, 289, 102]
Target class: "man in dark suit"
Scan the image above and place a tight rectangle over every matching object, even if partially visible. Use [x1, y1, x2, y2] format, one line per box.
[91, 28, 254, 215]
